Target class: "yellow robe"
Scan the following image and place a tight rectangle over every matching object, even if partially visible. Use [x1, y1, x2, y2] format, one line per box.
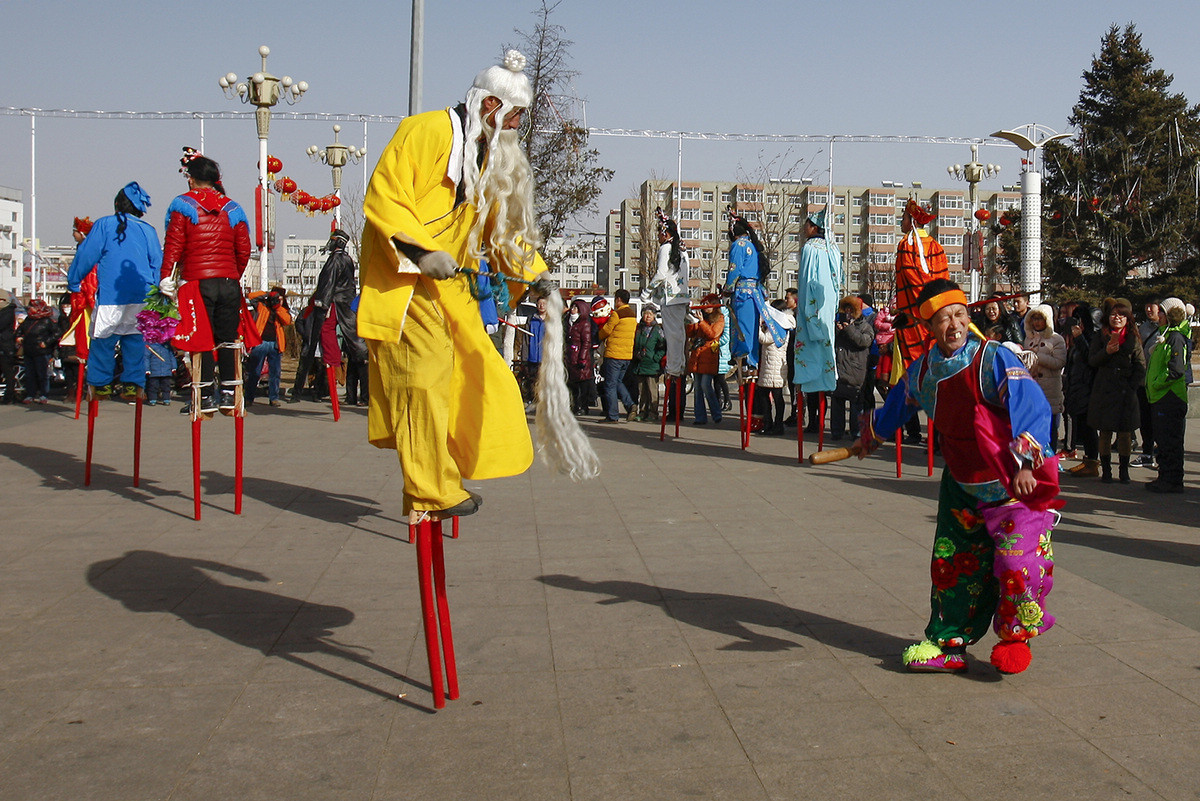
[359, 108, 545, 497]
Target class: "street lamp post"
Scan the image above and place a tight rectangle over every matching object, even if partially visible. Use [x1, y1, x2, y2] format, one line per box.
[947, 144, 1000, 301]
[219, 45, 308, 292]
[306, 125, 366, 229]
[990, 125, 1071, 300]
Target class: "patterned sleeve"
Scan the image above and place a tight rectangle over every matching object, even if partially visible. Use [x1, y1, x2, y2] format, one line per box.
[983, 340, 1053, 466]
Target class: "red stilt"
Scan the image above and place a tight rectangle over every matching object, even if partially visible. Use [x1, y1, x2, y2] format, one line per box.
[407, 522, 416, 544]
[431, 520, 459, 700]
[451, 516, 459, 539]
[817, 392, 827, 452]
[327, 365, 340, 422]
[737, 382, 745, 442]
[895, 430, 903, 478]
[927, 417, 935, 477]
[659, 376, 671, 442]
[84, 397, 98, 486]
[415, 520, 446, 709]
[192, 418, 202, 521]
[796, 390, 804, 463]
[73, 368, 85, 420]
[133, 393, 143, 488]
[744, 381, 757, 451]
[234, 415, 244, 515]
[674, 373, 682, 438]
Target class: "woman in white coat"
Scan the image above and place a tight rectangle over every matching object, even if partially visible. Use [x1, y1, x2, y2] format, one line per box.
[1023, 304, 1066, 452]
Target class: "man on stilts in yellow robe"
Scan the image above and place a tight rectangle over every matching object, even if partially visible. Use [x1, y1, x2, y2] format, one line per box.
[359, 50, 554, 517]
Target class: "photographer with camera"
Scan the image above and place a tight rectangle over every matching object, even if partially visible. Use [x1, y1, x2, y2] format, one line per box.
[245, 286, 292, 407]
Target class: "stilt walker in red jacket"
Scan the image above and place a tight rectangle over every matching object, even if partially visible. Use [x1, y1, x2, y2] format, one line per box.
[159, 149, 260, 519]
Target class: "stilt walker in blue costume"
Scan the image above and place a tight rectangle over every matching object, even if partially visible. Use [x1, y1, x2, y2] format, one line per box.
[794, 208, 842, 448]
[724, 207, 783, 371]
[858, 279, 1062, 675]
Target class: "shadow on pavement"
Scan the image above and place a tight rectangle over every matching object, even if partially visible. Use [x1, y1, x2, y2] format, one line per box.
[87, 550, 434, 711]
[198, 471, 398, 526]
[536, 573, 946, 674]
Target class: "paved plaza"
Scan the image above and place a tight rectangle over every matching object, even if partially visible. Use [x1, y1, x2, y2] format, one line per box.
[1, 396, 1199, 800]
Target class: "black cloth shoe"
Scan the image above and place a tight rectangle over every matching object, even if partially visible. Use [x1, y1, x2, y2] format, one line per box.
[439, 491, 483, 518]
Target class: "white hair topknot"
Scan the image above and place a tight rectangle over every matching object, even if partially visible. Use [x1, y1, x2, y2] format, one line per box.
[502, 49, 527, 72]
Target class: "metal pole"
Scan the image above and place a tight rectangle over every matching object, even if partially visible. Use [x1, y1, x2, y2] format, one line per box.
[30, 113, 37, 300]
[409, 0, 424, 117]
[200, 117, 205, 153]
[259, 136, 269, 292]
[1020, 170, 1041, 298]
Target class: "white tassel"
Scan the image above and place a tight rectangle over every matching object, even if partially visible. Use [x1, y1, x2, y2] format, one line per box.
[535, 290, 601, 481]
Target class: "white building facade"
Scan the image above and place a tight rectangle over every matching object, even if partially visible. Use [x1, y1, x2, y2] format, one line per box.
[0, 186, 23, 297]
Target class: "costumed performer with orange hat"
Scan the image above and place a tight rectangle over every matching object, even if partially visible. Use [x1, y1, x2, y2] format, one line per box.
[858, 279, 1062, 675]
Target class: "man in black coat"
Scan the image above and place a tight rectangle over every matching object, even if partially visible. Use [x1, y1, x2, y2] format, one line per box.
[289, 230, 362, 401]
[0, 292, 17, 403]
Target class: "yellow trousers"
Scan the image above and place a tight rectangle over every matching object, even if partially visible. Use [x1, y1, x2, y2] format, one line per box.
[367, 279, 532, 514]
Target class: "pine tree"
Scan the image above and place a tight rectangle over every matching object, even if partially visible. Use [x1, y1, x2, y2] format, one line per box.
[510, 1, 614, 241]
[1042, 24, 1200, 297]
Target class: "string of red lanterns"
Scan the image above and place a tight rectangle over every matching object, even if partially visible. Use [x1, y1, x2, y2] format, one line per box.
[261, 156, 342, 217]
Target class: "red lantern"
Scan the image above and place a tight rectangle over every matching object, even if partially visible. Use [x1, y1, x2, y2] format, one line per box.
[1089, 197, 1101, 210]
[330, 195, 341, 208]
[999, 214, 1011, 226]
[292, 190, 310, 207]
[276, 177, 297, 200]
[1051, 211, 1062, 221]
[266, 156, 283, 177]
[307, 196, 323, 211]
[974, 208, 991, 222]
[320, 197, 335, 213]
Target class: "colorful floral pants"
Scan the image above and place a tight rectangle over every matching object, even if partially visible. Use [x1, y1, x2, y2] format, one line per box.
[925, 470, 1056, 649]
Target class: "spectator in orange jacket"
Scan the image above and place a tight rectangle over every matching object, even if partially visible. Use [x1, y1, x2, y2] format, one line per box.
[245, 287, 292, 407]
[687, 307, 725, 425]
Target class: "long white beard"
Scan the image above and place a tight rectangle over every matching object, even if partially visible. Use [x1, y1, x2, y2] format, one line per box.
[468, 128, 542, 276]
[535, 289, 600, 481]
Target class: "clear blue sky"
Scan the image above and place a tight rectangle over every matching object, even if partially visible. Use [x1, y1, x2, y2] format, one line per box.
[3, 1, 1197, 250]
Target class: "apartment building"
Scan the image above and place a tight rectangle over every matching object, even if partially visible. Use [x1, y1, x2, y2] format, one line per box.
[0, 187, 23, 297]
[609, 179, 1021, 302]
[543, 235, 605, 293]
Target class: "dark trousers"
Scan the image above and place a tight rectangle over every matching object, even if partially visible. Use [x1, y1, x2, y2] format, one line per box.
[829, 393, 863, 437]
[1, 350, 18, 402]
[1152, 394, 1187, 487]
[1068, 413, 1098, 459]
[146, 375, 173, 402]
[1138, 387, 1155, 456]
[198, 278, 242, 385]
[345, 360, 369, 404]
[24, 352, 50, 398]
[758, 386, 785, 430]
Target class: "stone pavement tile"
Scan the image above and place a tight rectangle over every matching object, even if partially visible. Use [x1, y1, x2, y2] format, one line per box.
[443, 554, 549, 583]
[1027, 680, 1200, 737]
[663, 596, 820, 663]
[561, 704, 748, 776]
[0, 683, 82, 743]
[725, 697, 920, 764]
[885, 689, 1082, 752]
[88, 614, 274, 688]
[924, 739, 1162, 800]
[1091, 733, 1200, 801]
[536, 531, 637, 562]
[1030, 641, 1156, 689]
[0, 684, 240, 801]
[378, 712, 568, 787]
[568, 764, 770, 801]
[754, 753, 951, 801]
[1172, 678, 1200, 705]
[737, 544, 853, 574]
[423, 669, 561, 720]
[701, 658, 866, 709]
[373, 774, 570, 801]
[0, 572, 99, 620]
[770, 580, 916, 626]
[538, 565, 662, 606]
[549, 622, 694, 672]
[172, 679, 394, 801]
[1094, 635, 1200, 684]
[554, 664, 715, 719]
[839, 654, 1015, 701]
[443, 577, 548, 608]
[648, 568, 774, 601]
[0, 614, 150, 686]
[798, 619, 914, 661]
[438, 602, 554, 674]
[1049, 572, 1199, 643]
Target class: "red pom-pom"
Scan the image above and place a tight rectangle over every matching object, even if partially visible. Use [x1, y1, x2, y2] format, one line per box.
[990, 640, 1032, 674]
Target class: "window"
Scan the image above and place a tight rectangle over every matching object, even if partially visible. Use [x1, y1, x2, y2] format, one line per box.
[679, 187, 700, 201]
[867, 213, 893, 226]
[868, 231, 894, 245]
[655, 190, 670, 202]
[678, 208, 700, 220]
[938, 196, 965, 209]
[702, 210, 713, 221]
[834, 213, 845, 225]
[632, 241, 640, 250]
[720, 192, 731, 204]
[788, 253, 799, 263]
[852, 198, 862, 208]
[852, 234, 862, 245]
[703, 191, 714, 203]
[631, 209, 641, 217]
[834, 233, 845, 245]
[742, 210, 761, 222]
[788, 233, 800, 243]
[870, 251, 891, 264]
[286, 245, 299, 256]
[852, 215, 862, 226]
[681, 227, 699, 240]
[767, 213, 779, 223]
[947, 253, 963, 265]
[869, 193, 892, 207]
[718, 250, 728, 261]
[808, 192, 828, 205]
[940, 234, 963, 248]
[702, 249, 714, 259]
[737, 188, 764, 204]
[850, 254, 861, 266]
[701, 230, 714, 241]
[791, 196, 803, 208]
[938, 216, 963, 229]
[630, 224, 640, 235]
[835, 195, 846, 207]
[766, 193, 779, 205]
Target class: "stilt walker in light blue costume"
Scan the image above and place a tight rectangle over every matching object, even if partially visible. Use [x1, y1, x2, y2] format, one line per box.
[724, 207, 784, 371]
[794, 208, 842, 442]
[67, 182, 162, 399]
